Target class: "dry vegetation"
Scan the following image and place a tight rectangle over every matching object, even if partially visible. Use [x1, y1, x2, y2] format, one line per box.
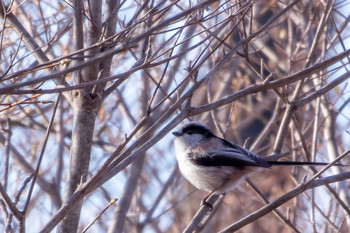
[1, 0, 350, 232]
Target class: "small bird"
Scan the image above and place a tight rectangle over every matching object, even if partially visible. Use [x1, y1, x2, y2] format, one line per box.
[172, 122, 336, 209]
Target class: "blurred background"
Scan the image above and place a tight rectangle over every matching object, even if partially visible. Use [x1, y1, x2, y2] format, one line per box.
[1, 0, 350, 232]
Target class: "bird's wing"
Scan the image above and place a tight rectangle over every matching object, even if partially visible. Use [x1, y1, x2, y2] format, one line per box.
[191, 142, 271, 168]
[191, 151, 268, 167]
[218, 138, 261, 159]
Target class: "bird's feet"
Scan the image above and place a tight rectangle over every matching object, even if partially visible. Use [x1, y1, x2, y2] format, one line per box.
[200, 199, 213, 211]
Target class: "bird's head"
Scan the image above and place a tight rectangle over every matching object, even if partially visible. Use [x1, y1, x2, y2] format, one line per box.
[172, 123, 214, 148]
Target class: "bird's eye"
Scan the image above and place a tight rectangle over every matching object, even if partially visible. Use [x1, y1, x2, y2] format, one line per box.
[186, 130, 193, 135]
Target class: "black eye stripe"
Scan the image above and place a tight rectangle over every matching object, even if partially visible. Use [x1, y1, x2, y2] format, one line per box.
[182, 124, 214, 138]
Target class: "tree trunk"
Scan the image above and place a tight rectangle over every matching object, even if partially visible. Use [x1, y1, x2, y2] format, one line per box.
[57, 91, 100, 233]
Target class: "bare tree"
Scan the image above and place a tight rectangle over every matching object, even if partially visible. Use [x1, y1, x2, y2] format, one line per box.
[1, 0, 350, 232]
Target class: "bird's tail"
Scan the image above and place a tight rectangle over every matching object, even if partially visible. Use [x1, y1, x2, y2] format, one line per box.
[268, 161, 344, 166]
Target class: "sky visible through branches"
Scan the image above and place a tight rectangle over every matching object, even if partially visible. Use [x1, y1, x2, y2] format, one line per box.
[1, 0, 350, 232]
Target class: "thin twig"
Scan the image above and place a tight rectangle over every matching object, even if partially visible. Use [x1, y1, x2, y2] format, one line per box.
[23, 93, 62, 214]
[82, 198, 118, 233]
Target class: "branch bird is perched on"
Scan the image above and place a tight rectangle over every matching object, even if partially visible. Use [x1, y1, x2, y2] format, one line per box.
[172, 123, 338, 209]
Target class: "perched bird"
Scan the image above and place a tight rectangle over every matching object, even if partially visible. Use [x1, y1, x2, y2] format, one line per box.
[172, 122, 336, 208]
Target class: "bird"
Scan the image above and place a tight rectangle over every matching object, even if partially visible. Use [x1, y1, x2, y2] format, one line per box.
[172, 122, 338, 209]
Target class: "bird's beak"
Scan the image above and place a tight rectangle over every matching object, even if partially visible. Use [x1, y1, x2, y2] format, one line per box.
[172, 131, 181, 137]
